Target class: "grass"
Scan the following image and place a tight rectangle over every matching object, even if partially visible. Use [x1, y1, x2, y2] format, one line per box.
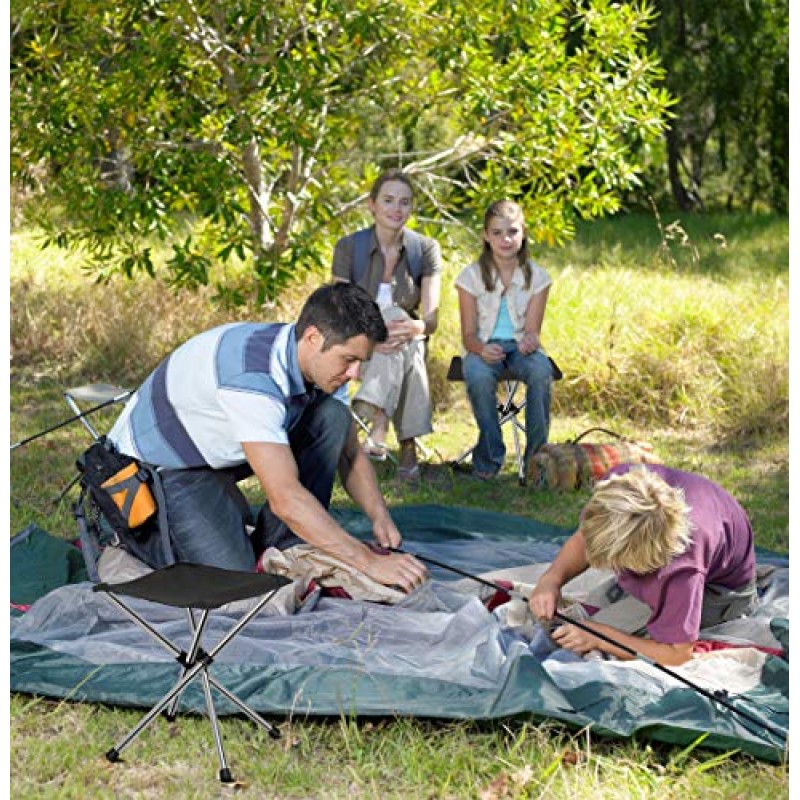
[9, 211, 789, 797]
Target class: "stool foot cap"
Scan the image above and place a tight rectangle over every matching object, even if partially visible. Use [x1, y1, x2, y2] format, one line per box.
[219, 768, 235, 783]
[105, 748, 121, 763]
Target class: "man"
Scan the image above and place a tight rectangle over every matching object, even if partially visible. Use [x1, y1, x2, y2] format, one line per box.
[108, 282, 427, 593]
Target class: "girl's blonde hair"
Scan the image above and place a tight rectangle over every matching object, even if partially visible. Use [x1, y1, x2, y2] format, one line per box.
[478, 199, 532, 291]
[581, 467, 692, 574]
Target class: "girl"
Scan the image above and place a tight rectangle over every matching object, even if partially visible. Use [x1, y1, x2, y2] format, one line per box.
[455, 200, 553, 479]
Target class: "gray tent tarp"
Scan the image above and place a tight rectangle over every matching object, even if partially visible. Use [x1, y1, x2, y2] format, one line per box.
[10, 505, 788, 762]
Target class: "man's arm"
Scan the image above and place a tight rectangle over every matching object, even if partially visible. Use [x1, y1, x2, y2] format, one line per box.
[243, 441, 426, 592]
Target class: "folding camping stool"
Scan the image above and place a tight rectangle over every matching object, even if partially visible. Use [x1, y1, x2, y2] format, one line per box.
[447, 355, 563, 486]
[63, 382, 132, 441]
[93, 563, 291, 783]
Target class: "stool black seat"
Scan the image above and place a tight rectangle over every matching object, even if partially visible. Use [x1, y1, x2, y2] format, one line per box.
[94, 563, 291, 784]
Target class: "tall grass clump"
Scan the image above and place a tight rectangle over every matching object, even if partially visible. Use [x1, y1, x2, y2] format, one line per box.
[541, 267, 788, 436]
[427, 211, 788, 440]
[11, 213, 788, 440]
[10, 231, 248, 386]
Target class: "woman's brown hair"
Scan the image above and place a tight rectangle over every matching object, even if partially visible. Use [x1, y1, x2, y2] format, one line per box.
[369, 170, 415, 202]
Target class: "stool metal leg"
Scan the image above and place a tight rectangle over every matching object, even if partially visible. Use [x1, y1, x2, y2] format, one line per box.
[204, 676, 281, 739]
[165, 609, 207, 720]
[64, 392, 102, 440]
[106, 655, 214, 763]
[99, 587, 282, 782]
[169, 609, 280, 739]
[199, 668, 234, 783]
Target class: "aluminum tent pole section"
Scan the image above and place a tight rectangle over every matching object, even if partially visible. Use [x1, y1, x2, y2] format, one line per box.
[390, 546, 787, 747]
[10, 390, 133, 451]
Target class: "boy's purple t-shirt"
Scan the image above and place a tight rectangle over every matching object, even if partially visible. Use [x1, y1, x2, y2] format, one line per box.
[606, 464, 755, 644]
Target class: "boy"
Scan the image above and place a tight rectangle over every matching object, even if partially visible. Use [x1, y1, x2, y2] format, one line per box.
[529, 464, 756, 665]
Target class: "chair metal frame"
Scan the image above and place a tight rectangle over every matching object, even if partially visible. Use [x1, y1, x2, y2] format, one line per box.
[51, 384, 132, 507]
[447, 356, 528, 485]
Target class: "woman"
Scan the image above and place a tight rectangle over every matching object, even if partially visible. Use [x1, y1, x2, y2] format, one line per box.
[455, 200, 553, 479]
[332, 170, 442, 483]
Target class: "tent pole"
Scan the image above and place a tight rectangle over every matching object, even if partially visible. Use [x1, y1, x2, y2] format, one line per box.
[391, 546, 787, 746]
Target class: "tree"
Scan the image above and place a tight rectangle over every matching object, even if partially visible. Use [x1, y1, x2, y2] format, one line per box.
[646, 0, 788, 212]
[11, 0, 671, 304]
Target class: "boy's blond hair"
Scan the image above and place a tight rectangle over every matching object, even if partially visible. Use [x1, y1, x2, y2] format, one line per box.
[580, 467, 692, 574]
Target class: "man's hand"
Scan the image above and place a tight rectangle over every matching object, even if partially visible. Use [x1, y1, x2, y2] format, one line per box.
[372, 514, 402, 549]
[364, 550, 428, 594]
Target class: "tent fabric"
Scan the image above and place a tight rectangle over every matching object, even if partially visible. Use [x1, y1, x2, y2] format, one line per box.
[9, 505, 788, 762]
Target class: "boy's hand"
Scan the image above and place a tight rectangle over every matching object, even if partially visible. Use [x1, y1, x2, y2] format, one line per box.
[550, 622, 603, 655]
[529, 576, 562, 621]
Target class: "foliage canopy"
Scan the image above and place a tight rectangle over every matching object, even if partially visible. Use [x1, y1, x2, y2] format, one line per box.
[11, 0, 671, 304]
[643, 0, 788, 213]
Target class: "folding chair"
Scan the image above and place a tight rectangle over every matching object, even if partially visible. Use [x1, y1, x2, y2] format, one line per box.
[447, 355, 563, 486]
[52, 383, 132, 507]
[63, 382, 132, 441]
[93, 563, 291, 784]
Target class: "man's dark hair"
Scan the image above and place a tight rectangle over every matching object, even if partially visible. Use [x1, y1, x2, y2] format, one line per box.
[296, 283, 388, 350]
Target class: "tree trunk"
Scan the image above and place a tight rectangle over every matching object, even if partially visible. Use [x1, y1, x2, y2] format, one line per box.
[665, 125, 696, 212]
[242, 137, 271, 253]
[769, 59, 789, 213]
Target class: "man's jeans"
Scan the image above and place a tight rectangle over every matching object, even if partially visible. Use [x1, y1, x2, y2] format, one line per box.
[156, 394, 351, 571]
[462, 341, 552, 476]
